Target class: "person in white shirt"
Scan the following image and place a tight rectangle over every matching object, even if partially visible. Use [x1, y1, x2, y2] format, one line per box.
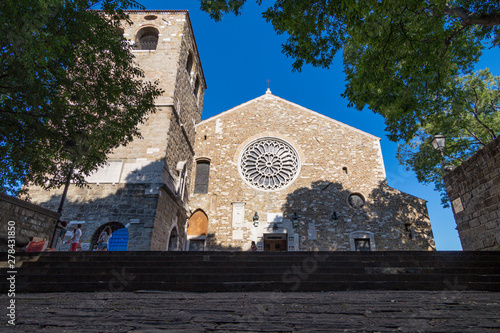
[65, 224, 82, 252]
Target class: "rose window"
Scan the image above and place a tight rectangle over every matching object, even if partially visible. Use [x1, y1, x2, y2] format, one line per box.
[240, 138, 300, 190]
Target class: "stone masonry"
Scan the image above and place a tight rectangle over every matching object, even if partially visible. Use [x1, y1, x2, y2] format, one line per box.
[22, 10, 435, 253]
[27, 11, 206, 251]
[189, 90, 435, 251]
[0, 193, 60, 250]
[444, 136, 500, 250]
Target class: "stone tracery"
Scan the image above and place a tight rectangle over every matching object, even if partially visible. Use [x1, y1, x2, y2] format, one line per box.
[240, 138, 299, 190]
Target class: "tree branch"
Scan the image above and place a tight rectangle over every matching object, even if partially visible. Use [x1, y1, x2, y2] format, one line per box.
[463, 126, 486, 146]
[470, 88, 498, 140]
[443, 5, 500, 27]
[0, 108, 48, 118]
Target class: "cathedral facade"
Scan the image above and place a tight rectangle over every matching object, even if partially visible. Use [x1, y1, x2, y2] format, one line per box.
[27, 11, 435, 251]
[188, 90, 435, 251]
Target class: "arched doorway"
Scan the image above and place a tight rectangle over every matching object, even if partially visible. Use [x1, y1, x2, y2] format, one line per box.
[187, 210, 208, 251]
[167, 227, 178, 251]
[91, 222, 127, 250]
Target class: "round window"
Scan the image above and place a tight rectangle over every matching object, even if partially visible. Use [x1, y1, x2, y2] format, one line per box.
[239, 137, 300, 191]
[144, 15, 158, 20]
[348, 193, 365, 208]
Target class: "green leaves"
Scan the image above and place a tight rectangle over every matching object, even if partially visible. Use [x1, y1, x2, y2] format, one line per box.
[0, 0, 162, 195]
[197, 0, 500, 206]
[397, 70, 500, 206]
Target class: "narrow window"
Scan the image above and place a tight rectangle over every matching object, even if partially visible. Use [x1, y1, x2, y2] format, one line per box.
[194, 160, 210, 194]
[342, 167, 348, 174]
[186, 51, 194, 76]
[194, 77, 200, 100]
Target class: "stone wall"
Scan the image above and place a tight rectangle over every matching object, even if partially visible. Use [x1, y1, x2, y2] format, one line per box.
[189, 92, 435, 251]
[444, 136, 500, 250]
[0, 193, 60, 250]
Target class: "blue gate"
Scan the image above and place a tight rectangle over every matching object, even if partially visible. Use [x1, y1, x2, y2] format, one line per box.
[108, 228, 129, 251]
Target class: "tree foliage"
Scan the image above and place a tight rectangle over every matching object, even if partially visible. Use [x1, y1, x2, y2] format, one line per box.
[199, 0, 499, 139]
[198, 0, 500, 205]
[397, 69, 499, 206]
[0, 0, 162, 196]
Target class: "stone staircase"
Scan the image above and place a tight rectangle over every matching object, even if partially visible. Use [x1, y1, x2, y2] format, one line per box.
[1, 251, 499, 293]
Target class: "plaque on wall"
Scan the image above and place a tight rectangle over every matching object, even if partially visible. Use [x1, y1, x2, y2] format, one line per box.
[452, 197, 464, 213]
[232, 202, 246, 226]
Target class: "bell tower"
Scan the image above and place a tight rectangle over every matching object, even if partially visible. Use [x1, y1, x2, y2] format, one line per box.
[29, 10, 207, 251]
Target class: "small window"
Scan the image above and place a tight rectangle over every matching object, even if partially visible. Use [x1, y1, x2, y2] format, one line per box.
[186, 51, 194, 76]
[194, 160, 210, 194]
[348, 193, 365, 208]
[342, 167, 348, 174]
[144, 15, 158, 20]
[194, 77, 200, 100]
[354, 238, 371, 251]
[168, 227, 178, 251]
[135, 27, 159, 50]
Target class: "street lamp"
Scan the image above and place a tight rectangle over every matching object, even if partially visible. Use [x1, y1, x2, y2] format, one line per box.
[431, 134, 446, 154]
[431, 134, 455, 172]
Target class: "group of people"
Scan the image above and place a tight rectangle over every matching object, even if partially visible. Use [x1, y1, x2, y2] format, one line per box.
[55, 222, 112, 252]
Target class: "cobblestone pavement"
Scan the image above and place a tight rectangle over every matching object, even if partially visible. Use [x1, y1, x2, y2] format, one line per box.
[2, 291, 500, 332]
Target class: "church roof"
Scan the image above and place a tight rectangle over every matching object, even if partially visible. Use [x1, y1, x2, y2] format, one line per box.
[197, 90, 380, 140]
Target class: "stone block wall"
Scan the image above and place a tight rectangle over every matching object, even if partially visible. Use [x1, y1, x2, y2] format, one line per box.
[28, 183, 157, 251]
[444, 136, 500, 250]
[0, 193, 60, 250]
[189, 92, 435, 251]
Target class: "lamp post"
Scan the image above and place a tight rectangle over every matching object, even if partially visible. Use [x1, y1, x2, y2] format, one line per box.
[431, 134, 446, 163]
[431, 134, 455, 172]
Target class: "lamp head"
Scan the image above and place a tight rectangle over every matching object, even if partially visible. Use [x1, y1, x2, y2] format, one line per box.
[431, 134, 446, 151]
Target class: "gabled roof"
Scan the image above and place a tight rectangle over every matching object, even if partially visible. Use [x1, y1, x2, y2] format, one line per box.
[197, 90, 380, 140]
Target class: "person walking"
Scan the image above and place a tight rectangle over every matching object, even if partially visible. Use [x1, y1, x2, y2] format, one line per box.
[54, 221, 68, 251]
[96, 227, 113, 251]
[65, 224, 82, 252]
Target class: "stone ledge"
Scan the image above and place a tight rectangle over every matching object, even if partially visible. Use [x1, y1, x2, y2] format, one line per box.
[0, 193, 60, 220]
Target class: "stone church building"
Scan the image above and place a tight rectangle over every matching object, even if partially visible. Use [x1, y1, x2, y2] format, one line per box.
[27, 10, 435, 252]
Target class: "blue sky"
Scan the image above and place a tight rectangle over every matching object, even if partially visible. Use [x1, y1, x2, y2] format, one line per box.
[138, 0, 500, 250]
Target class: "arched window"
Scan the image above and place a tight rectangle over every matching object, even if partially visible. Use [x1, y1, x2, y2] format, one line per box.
[186, 51, 194, 78]
[194, 76, 200, 101]
[135, 27, 159, 50]
[168, 227, 178, 251]
[194, 160, 210, 194]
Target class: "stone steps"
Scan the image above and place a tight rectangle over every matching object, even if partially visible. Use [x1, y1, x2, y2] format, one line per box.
[2, 251, 499, 293]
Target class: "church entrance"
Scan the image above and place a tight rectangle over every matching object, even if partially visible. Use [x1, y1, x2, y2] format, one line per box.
[264, 233, 287, 252]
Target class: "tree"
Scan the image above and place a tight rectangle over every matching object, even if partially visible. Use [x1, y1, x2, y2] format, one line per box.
[197, 0, 500, 204]
[397, 69, 499, 206]
[0, 0, 162, 196]
[199, 0, 499, 138]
